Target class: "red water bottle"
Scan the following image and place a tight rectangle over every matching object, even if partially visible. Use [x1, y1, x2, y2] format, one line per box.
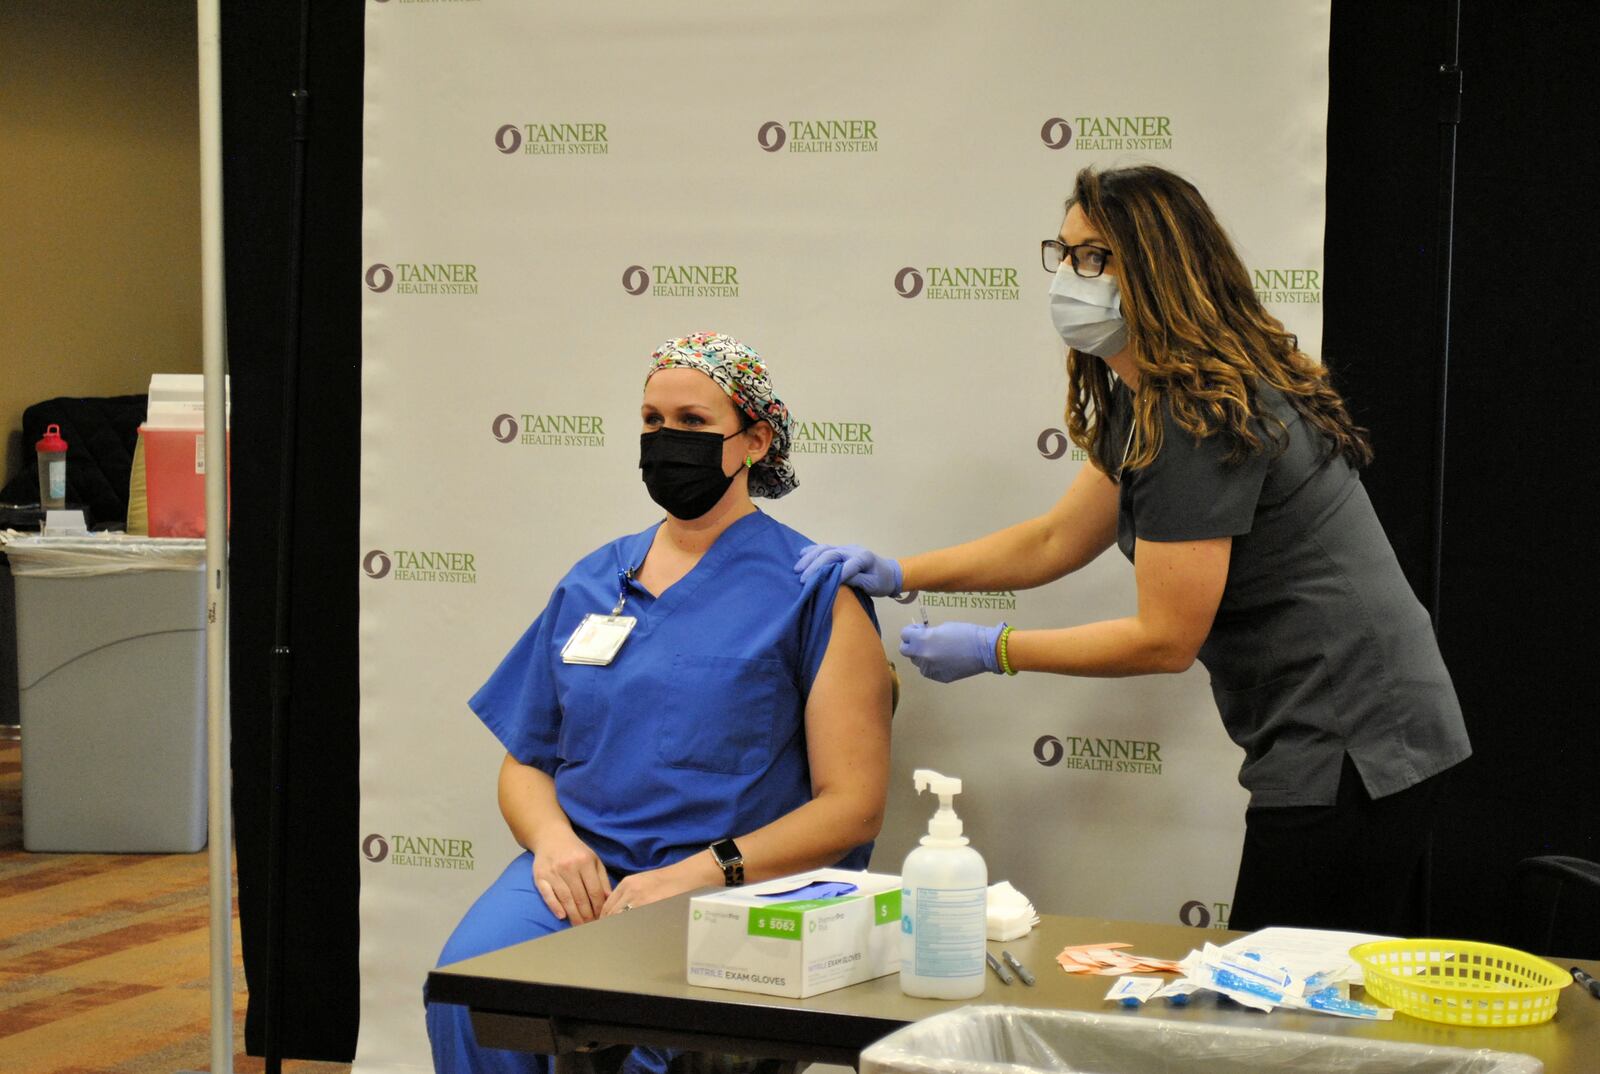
[36, 424, 68, 512]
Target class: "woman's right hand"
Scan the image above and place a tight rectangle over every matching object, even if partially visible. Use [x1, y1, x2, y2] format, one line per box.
[794, 544, 903, 596]
[531, 829, 613, 925]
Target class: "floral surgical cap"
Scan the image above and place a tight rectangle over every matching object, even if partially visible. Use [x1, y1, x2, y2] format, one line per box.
[644, 331, 797, 499]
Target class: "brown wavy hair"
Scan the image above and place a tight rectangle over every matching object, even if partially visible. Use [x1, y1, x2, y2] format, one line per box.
[1063, 165, 1372, 473]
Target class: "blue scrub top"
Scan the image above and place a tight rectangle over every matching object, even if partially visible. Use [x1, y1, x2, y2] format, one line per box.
[469, 511, 878, 876]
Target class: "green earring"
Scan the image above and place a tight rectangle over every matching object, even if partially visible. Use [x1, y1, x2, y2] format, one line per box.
[744, 455, 754, 469]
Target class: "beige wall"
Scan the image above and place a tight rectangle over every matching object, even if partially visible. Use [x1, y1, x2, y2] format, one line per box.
[0, 1, 200, 487]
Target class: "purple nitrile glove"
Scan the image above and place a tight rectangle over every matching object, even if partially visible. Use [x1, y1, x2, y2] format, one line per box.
[793, 543, 903, 597]
[898, 621, 1005, 683]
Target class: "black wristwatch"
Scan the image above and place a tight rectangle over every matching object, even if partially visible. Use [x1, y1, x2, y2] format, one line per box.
[709, 838, 744, 887]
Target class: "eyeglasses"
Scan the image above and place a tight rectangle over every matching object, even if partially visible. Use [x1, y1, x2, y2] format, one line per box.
[1041, 240, 1113, 278]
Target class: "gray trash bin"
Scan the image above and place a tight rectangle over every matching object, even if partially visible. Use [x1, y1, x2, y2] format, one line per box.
[0, 552, 20, 737]
[5, 535, 207, 853]
[859, 1006, 1541, 1074]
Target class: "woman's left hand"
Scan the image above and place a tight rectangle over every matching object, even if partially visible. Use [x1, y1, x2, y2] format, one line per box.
[599, 858, 711, 917]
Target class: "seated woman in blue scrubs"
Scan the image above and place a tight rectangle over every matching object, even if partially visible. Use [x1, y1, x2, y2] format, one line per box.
[426, 332, 894, 1074]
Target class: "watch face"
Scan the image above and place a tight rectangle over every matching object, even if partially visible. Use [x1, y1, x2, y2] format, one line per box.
[710, 838, 740, 864]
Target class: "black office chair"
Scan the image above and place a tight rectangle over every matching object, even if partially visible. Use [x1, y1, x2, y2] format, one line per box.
[0, 395, 147, 526]
[1507, 855, 1600, 960]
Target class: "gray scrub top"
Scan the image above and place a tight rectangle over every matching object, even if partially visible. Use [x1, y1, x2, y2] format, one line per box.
[1101, 383, 1471, 808]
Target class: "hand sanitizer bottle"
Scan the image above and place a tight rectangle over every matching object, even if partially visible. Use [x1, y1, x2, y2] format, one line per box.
[900, 769, 987, 999]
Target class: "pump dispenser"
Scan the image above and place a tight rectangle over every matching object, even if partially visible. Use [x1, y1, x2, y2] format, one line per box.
[917, 770, 966, 843]
[899, 769, 987, 998]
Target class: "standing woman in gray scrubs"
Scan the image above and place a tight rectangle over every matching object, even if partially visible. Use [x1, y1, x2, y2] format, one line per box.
[797, 164, 1472, 935]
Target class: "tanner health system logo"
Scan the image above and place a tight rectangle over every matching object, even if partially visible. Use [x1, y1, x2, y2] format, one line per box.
[1252, 268, 1322, 304]
[894, 590, 1017, 611]
[365, 261, 479, 295]
[492, 412, 605, 447]
[790, 420, 874, 456]
[363, 548, 478, 584]
[1179, 899, 1231, 930]
[362, 832, 475, 871]
[758, 119, 879, 153]
[495, 122, 609, 156]
[1034, 734, 1164, 775]
[924, 591, 1017, 611]
[894, 266, 1019, 301]
[622, 264, 739, 298]
[1041, 114, 1174, 151]
[1038, 428, 1089, 463]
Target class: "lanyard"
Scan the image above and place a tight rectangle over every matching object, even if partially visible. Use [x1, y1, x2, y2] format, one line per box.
[1111, 376, 1136, 477]
[611, 567, 637, 616]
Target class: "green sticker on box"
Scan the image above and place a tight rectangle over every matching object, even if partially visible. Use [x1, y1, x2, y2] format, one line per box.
[747, 907, 804, 940]
[873, 889, 901, 925]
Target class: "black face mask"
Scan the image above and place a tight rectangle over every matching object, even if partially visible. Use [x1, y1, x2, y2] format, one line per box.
[638, 427, 742, 520]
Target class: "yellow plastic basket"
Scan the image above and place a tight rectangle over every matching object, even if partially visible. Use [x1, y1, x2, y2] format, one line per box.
[1350, 939, 1570, 1027]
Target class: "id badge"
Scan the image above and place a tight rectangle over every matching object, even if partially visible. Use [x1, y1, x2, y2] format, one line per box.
[561, 614, 636, 666]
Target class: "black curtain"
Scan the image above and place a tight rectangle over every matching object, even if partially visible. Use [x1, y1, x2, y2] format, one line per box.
[1326, 0, 1596, 943]
[220, 0, 1596, 1060]
[223, 0, 363, 1061]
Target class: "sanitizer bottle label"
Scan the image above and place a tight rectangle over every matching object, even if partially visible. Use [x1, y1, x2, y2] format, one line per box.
[906, 886, 986, 977]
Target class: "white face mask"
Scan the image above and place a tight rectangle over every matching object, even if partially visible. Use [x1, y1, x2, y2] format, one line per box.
[1048, 266, 1128, 358]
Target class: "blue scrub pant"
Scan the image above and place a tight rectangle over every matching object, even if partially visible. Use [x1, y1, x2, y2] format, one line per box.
[424, 851, 673, 1074]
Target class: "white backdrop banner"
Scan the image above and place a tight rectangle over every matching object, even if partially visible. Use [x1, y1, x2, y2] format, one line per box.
[358, 2, 1330, 1068]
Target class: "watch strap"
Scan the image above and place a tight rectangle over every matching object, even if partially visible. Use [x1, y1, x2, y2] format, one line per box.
[709, 838, 744, 887]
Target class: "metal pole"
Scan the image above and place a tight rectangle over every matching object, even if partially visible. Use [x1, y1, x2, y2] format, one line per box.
[196, 0, 233, 1071]
[1429, 0, 1463, 636]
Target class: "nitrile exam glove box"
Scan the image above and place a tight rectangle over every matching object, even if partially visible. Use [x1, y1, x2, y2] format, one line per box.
[686, 869, 902, 998]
